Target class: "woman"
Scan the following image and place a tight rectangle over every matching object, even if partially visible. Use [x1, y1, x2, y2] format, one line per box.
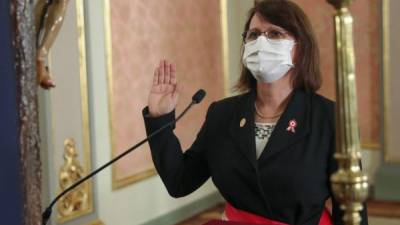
[142, 0, 368, 224]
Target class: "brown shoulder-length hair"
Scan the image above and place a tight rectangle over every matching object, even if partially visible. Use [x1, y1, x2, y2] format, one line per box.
[234, 0, 321, 93]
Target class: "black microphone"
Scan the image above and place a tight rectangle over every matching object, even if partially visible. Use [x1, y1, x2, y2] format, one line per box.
[192, 89, 206, 103]
[41, 89, 206, 225]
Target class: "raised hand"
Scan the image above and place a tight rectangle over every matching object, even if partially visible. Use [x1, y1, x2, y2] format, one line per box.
[148, 59, 180, 117]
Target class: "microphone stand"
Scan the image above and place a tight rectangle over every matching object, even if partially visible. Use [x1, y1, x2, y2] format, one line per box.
[42, 90, 205, 225]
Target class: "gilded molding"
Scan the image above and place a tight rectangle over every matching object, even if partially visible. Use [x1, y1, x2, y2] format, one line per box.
[382, 0, 400, 163]
[361, 141, 380, 151]
[104, 0, 160, 190]
[57, 138, 90, 223]
[86, 219, 105, 225]
[48, 0, 94, 222]
[220, 0, 230, 96]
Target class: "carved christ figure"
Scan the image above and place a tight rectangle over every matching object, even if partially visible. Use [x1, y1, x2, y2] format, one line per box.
[34, 0, 70, 89]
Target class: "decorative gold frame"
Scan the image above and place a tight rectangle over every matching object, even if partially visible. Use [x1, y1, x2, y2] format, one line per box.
[103, 0, 157, 190]
[49, 0, 94, 222]
[105, 0, 229, 189]
[361, 141, 380, 151]
[104, 0, 158, 190]
[220, 0, 230, 96]
[86, 220, 105, 225]
[382, 0, 400, 163]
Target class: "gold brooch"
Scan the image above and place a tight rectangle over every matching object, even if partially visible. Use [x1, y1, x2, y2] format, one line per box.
[240, 118, 246, 127]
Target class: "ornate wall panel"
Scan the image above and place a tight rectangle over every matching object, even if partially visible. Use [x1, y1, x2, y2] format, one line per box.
[105, 0, 225, 189]
[44, 0, 101, 223]
[383, 0, 400, 163]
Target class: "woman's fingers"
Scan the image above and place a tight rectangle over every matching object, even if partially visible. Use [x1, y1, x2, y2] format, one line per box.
[153, 59, 176, 93]
[158, 60, 164, 86]
[153, 66, 159, 86]
[170, 63, 176, 85]
[164, 60, 171, 84]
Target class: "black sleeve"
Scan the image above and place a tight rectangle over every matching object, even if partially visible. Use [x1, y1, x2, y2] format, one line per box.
[328, 134, 369, 225]
[142, 103, 214, 198]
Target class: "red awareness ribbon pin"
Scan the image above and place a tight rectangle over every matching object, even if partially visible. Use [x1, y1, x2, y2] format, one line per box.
[286, 119, 297, 133]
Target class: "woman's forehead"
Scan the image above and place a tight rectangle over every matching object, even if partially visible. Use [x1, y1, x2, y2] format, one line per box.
[249, 13, 284, 31]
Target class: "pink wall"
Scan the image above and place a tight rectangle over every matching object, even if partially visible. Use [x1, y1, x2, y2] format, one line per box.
[109, 0, 224, 184]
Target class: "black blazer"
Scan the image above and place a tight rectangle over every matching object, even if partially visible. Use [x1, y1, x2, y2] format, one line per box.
[142, 89, 368, 225]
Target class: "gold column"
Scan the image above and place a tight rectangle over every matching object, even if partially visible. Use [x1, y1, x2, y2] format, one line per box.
[326, 1, 369, 225]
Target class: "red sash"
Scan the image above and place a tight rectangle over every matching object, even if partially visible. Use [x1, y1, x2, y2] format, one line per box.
[224, 202, 333, 225]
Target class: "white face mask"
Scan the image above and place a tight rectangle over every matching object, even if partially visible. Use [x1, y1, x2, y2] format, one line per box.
[242, 35, 295, 83]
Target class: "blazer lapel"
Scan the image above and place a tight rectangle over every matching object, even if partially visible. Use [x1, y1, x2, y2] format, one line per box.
[228, 91, 257, 168]
[258, 89, 311, 161]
